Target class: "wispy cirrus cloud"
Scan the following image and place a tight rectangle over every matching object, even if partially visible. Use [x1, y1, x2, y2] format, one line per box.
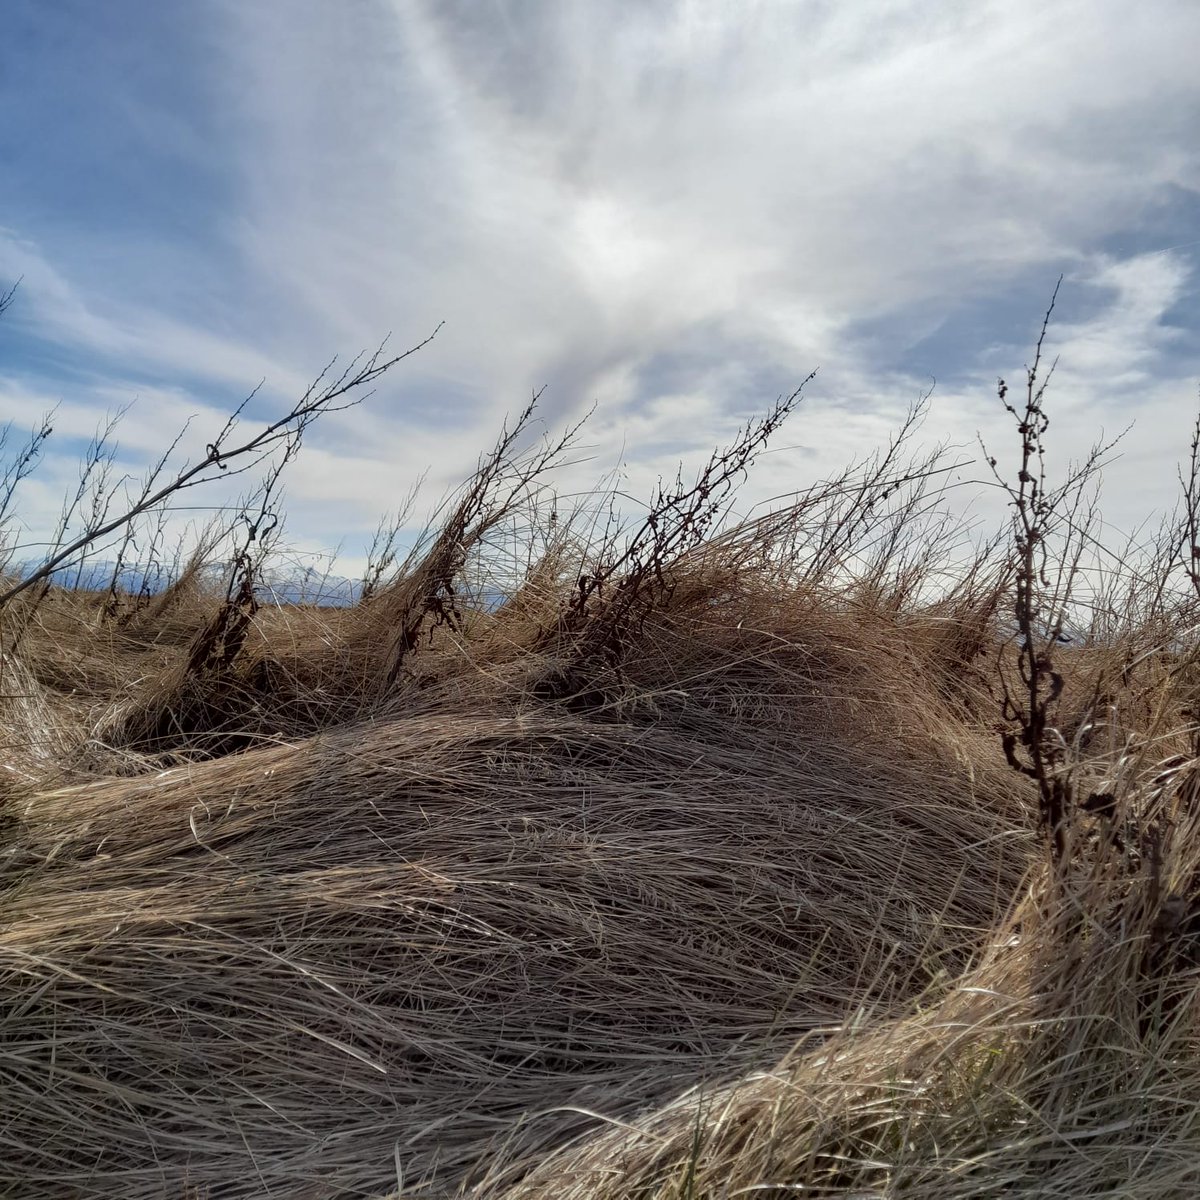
[1, 0, 1198, 571]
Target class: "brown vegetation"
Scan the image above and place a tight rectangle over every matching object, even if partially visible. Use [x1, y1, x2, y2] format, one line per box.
[2, 301, 1200, 1198]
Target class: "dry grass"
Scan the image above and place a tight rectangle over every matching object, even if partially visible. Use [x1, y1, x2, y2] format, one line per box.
[2, 395, 1199, 1200]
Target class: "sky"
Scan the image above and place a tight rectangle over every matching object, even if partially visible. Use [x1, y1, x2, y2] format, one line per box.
[2, 0, 1199, 580]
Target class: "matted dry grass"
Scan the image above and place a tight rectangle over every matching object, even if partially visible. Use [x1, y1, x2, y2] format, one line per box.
[486, 799, 1200, 1200]
[2, 438, 1199, 1200]
[0, 553, 1046, 1198]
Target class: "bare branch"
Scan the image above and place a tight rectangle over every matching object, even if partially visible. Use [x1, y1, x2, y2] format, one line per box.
[0, 323, 442, 608]
[0, 277, 19, 319]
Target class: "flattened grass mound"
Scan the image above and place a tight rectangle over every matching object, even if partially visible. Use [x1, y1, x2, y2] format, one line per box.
[4, 382, 1200, 1200]
[490, 797, 1200, 1200]
[0, 575, 1033, 1198]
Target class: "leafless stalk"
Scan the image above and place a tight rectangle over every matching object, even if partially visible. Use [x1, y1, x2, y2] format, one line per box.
[373, 391, 587, 693]
[557, 376, 814, 676]
[0, 277, 18, 319]
[0, 413, 55, 569]
[185, 438, 297, 677]
[0, 324, 442, 609]
[360, 475, 425, 603]
[982, 280, 1115, 861]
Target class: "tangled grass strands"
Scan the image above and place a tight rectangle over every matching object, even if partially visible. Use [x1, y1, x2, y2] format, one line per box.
[4, 350, 1200, 1196]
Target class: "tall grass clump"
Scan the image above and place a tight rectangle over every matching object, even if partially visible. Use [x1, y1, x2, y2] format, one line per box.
[1, 283, 1199, 1198]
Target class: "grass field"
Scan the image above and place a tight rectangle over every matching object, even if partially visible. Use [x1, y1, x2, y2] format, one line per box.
[3, 331, 1200, 1197]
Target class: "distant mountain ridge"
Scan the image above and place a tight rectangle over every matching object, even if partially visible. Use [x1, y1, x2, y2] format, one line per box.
[29, 560, 363, 607]
[28, 560, 512, 610]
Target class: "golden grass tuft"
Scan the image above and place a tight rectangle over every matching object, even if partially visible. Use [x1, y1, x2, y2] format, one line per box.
[2, 391, 1200, 1199]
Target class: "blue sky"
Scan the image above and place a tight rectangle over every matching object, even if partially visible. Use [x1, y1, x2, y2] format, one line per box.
[2, 0, 1200, 573]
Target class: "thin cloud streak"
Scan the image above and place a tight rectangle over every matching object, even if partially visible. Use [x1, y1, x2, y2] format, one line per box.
[1, 0, 1198, 570]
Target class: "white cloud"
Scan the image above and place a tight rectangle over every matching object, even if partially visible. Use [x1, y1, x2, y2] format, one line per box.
[211, 0, 1200, 398]
[2, 0, 1199, 575]
[914, 250, 1198, 541]
[0, 230, 313, 397]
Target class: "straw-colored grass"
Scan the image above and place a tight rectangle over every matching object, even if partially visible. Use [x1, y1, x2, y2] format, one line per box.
[2, 414, 1199, 1200]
